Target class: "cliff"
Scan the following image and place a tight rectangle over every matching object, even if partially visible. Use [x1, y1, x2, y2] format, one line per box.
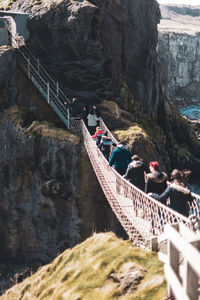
[157, 5, 200, 105]
[0, 0, 200, 293]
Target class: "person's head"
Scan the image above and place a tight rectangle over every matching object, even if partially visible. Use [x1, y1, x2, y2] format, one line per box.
[93, 105, 97, 110]
[117, 143, 126, 149]
[96, 126, 101, 131]
[72, 98, 77, 103]
[89, 108, 95, 115]
[149, 161, 160, 172]
[132, 155, 141, 161]
[170, 169, 192, 183]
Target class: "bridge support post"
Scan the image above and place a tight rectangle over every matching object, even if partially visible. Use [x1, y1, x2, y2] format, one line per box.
[67, 108, 70, 129]
[37, 58, 40, 73]
[56, 82, 59, 97]
[47, 82, 50, 104]
[151, 236, 158, 252]
[27, 58, 31, 79]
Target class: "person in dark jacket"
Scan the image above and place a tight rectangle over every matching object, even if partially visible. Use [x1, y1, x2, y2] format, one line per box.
[123, 155, 149, 191]
[109, 143, 132, 175]
[149, 169, 194, 217]
[71, 98, 83, 119]
[145, 161, 167, 194]
[98, 133, 116, 161]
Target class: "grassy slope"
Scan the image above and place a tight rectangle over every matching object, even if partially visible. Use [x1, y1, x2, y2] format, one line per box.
[0, 232, 166, 300]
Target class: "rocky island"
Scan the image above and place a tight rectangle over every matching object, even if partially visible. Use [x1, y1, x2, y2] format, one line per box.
[0, 0, 199, 298]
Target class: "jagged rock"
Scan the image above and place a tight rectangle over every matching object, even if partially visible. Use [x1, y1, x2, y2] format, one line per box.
[158, 5, 200, 105]
[12, 0, 161, 118]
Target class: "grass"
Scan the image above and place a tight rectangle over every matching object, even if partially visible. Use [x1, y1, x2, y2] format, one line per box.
[1, 105, 29, 128]
[1, 106, 80, 144]
[0, 232, 167, 300]
[25, 120, 80, 145]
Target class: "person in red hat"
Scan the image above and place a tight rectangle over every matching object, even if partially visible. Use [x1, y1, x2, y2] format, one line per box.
[145, 161, 167, 194]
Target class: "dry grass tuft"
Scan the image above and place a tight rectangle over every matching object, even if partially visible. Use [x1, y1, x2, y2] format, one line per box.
[25, 120, 80, 144]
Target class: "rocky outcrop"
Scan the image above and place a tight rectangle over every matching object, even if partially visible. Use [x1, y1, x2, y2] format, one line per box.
[12, 0, 161, 119]
[0, 106, 118, 266]
[157, 5, 200, 105]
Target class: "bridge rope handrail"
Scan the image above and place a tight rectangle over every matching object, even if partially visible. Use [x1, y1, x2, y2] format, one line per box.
[12, 40, 200, 248]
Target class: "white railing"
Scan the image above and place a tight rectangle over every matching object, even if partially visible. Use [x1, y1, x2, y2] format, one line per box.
[162, 223, 200, 300]
[12, 36, 72, 129]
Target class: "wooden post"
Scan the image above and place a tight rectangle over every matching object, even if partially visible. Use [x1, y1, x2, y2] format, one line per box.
[183, 239, 200, 300]
[56, 82, 59, 97]
[47, 83, 50, 104]
[67, 108, 70, 129]
[37, 58, 40, 73]
[151, 236, 158, 252]
[28, 58, 31, 79]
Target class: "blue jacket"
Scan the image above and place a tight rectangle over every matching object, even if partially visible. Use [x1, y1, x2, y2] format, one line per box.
[152, 182, 194, 217]
[109, 147, 132, 170]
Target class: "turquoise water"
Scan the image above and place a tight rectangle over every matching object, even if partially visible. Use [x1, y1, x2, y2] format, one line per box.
[190, 184, 200, 196]
[179, 105, 200, 119]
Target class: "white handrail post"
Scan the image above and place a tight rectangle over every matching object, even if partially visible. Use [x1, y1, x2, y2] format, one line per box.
[183, 239, 200, 300]
[67, 108, 70, 130]
[37, 58, 40, 73]
[47, 82, 50, 104]
[56, 82, 59, 97]
[27, 58, 31, 79]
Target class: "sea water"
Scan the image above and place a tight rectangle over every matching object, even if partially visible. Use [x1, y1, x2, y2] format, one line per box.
[179, 105, 200, 120]
[190, 184, 200, 196]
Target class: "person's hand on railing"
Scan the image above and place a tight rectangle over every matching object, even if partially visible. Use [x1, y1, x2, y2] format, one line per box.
[148, 193, 153, 196]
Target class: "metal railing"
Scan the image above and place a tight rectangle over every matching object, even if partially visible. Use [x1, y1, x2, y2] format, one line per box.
[12, 36, 72, 129]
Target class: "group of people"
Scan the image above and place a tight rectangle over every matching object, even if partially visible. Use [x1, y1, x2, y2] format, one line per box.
[89, 121, 194, 219]
[70, 100, 194, 218]
[110, 146, 194, 217]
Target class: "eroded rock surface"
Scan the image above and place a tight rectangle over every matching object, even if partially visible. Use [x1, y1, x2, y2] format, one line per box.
[158, 5, 200, 105]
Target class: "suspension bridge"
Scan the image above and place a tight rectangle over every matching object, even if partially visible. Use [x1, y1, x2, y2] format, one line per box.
[11, 38, 200, 251]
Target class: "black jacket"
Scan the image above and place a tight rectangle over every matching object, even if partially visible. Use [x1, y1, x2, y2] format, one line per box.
[124, 160, 149, 191]
[152, 182, 194, 217]
[145, 171, 167, 194]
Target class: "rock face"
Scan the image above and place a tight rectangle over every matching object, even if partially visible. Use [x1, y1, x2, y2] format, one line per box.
[157, 5, 200, 105]
[0, 49, 117, 268]
[12, 0, 161, 118]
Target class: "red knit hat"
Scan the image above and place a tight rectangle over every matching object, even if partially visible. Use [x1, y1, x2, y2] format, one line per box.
[150, 161, 160, 171]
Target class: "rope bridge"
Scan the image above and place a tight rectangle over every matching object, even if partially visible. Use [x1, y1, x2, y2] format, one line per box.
[12, 41, 200, 249]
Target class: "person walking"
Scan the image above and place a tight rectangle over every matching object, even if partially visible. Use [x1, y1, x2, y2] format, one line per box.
[145, 161, 167, 194]
[98, 133, 116, 161]
[92, 127, 104, 146]
[109, 143, 132, 175]
[149, 169, 194, 217]
[123, 155, 149, 191]
[87, 108, 101, 135]
[15, 33, 25, 51]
